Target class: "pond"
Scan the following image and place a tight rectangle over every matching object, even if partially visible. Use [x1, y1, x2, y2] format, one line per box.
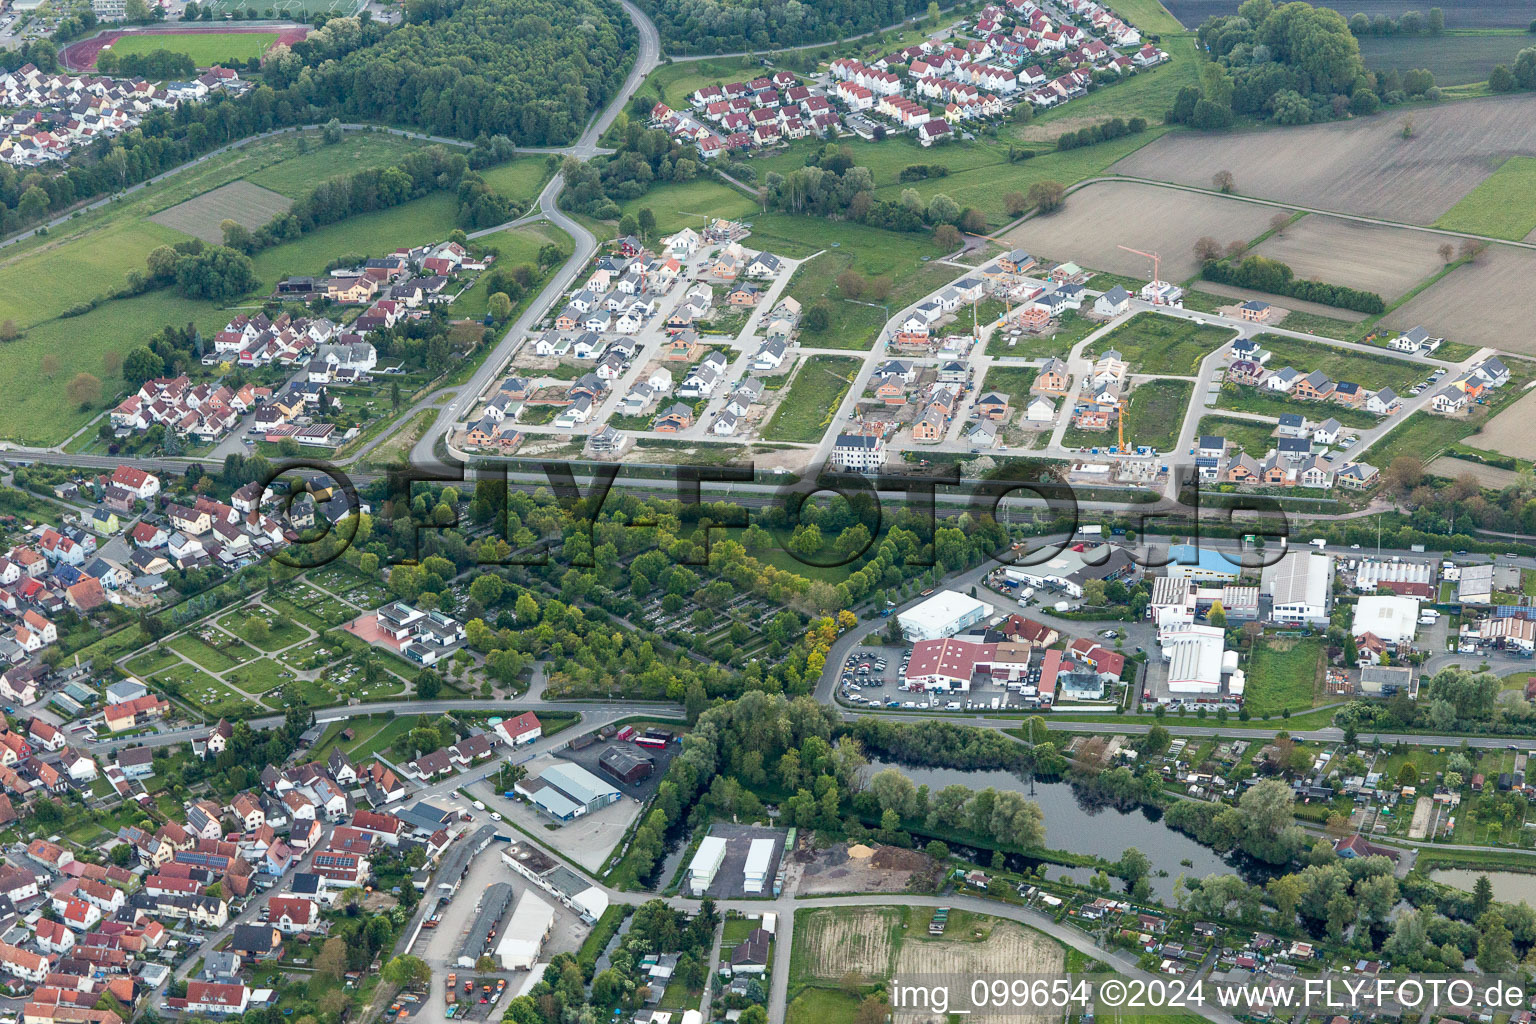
[865, 760, 1277, 903]
[1429, 868, 1536, 907]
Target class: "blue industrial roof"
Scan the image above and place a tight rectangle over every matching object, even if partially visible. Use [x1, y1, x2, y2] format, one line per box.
[1169, 544, 1241, 575]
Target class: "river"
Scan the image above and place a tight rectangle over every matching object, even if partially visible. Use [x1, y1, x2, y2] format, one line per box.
[1429, 868, 1536, 907]
[865, 760, 1275, 902]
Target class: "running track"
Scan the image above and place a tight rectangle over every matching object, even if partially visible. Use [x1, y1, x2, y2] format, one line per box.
[59, 23, 309, 70]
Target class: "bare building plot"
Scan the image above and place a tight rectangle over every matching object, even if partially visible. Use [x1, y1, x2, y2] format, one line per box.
[893, 921, 1063, 1024]
[1391, 246, 1536, 353]
[1252, 217, 1449, 301]
[1111, 93, 1536, 223]
[999, 181, 1279, 282]
[150, 180, 294, 244]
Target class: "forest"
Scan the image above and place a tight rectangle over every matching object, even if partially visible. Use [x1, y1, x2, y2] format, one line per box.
[636, 0, 921, 53]
[308, 0, 634, 143]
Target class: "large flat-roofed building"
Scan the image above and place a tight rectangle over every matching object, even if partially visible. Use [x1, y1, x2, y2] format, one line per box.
[688, 836, 728, 896]
[1003, 543, 1138, 598]
[1352, 595, 1419, 645]
[496, 891, 555, 970]
[1359, 665, 1414, 697]
[1158, 623, 1226, 695]
[1166, 544, 1242, 583]
[903, 637, 1032, 692]
[515, 762, 621, 821]
[897, 591, 993, 642]
[1262, 551, 1331, 626]
[1355, 557, 1434, 598]
[743, 838, 776, 895]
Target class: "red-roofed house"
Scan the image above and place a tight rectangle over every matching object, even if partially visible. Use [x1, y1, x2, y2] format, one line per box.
[266, 896, 318, 933]
[495, 712, 542, 747]
[185, 981, 250, 1016]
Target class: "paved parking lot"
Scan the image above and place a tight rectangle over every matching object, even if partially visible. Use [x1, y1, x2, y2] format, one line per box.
[473, 756, 643, 871]
[695, 823, 786, 900]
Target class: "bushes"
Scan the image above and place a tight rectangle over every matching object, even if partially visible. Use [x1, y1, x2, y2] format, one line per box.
[897, 163, 951, 182]
[1200, 254, 1385, 314]
[1055, 116, 1146, 150]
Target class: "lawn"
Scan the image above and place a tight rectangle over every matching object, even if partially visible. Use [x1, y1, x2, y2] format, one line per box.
[103, 30, 278, 66]
[1244, 636, 1324, 717]
[453, 222, 570, 320]
[611, 177, 760, 237]
[216, 609, 309, 652]
[225, 658, 294, 694]
[1088, 313, 1233, 375]
[1196, 415, 1275, 455]
[168, 633, 255, 673]
[979, 365, 1039, 408]
[1434, 156, 1536, 240]
[761, 356, 861, 442]
[476, 156, 554, 207]
[1252, 334, 1424, 393]
[125, 648, 181, 677]
[786, 986, 862, 1024]
[986, 308, 1100, 359]
[639, 55, 771, 109]
[1028, 33, 1200, 131]
[1122, 378, 1193, 452]
[1214, 385, 1380, 428]
[250, 192, 459, 290]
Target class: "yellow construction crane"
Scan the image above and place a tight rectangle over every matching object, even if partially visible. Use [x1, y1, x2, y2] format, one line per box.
[1116, 395, 1129, 453]
[1117, 245, 1163, 303]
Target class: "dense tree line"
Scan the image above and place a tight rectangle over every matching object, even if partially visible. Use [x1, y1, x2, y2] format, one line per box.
[1487, 47, 1536, 94]
[849, 717, 1064, 774]
[1200, 254, 1385, 313]
[1346, 6, 1443, 36]
[95, 47, 196, 79]
[1176, 0, 1420, 128]
[1055, 115, 1147, 150]
[637, 0, 920, 53]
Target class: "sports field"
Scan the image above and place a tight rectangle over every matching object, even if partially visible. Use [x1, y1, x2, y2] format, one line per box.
[105, 30, 278, 65]
[149, 180, 292, 244]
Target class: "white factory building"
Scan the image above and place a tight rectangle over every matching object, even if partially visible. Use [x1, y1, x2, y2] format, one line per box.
[497, 891, 556, 970]
[1352, 594, 1420, 645]
[743, 839, 775, 894]
[1157, 623, 1233, 696]
[897, 590, 993, 642]
[1261, 551, 1331, 626]
[688, 836, 728, 896]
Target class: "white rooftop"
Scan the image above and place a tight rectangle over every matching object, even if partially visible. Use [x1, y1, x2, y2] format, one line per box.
[1352, 594, 1420, 644]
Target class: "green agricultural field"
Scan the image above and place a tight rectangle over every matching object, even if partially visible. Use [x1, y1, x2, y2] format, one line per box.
[870, 130, 1163, 227]
[1196, 414, 1276, 455]
[761, 356, 860, 442]
[1435, 156, 1536, 240]
[0, 218, 187, 330]
[1123, 378, 1193, 451]
[149, 180, 293, 245]
[1244, 636, 1324, 717]
[243, 132, 435, 198]
[103, 30, 278, 66]
[1088, 314, 1234, 375]
[250, 192, 458, 289]
[781, 227, 949, 351]
[1252, 334, 1424, 393]
[0, 290, 234, 446]
[1107, 0, 1186, 35]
